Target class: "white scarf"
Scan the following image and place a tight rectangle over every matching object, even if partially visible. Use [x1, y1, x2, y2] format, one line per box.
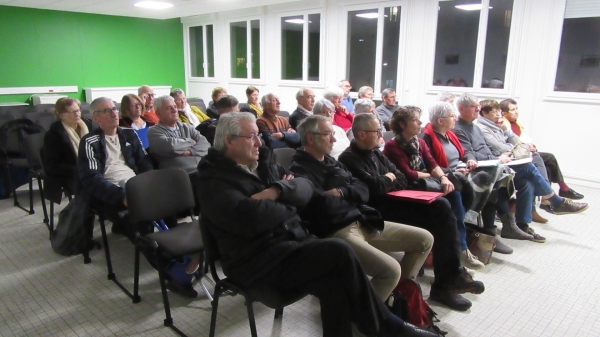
[182, 105, 200, 127]
[62, 120, 89, 155]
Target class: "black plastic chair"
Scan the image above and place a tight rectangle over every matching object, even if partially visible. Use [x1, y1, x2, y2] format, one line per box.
[126, 169, 209, 336]
[200, 217, 307, 337]
[273, 148, 296, 170]
[277, 110, 290, 118]
[21, 132, 49, 224]
[383, 130, 394, 142]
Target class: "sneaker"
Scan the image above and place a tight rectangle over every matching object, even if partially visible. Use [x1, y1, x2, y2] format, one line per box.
[464, 266, 476, 277]
[450, 267, 485, 295]
[166, 281, 198, 298]
[430, 287, 472, 311]
[523, 225, 546, 243]
[559, 188, 584, 200]
[553, 199, 588, 215]
[539, 203, 555, 214]
[460, 250, 485, 270]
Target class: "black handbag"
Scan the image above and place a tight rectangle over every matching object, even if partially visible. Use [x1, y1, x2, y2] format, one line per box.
[357, 204, 384, 233]
[414, 177, 443, 192]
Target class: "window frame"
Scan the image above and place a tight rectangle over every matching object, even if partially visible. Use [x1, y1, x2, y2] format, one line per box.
[340, 1, 407, 100]
[276, 9, 325, 86]
[184, 21, 218, 83]
[426, 0, 521, 96]
[227, 16, 264, 84]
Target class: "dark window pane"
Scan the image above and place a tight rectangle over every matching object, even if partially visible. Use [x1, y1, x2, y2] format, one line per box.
[230, 21, 247, 79]
[206, 24, 215, 77]
[251, 20, 261, 79]
[347, 9, 378, 90]
[380, 6, 401, 90]
[555, 17, 600, 93]
[281, 15, 304, 80]
[308, 14, 321, 81]
[189, 26, 204, 77]
[481, 0, 513, 89]
[433, 0, 481, 87]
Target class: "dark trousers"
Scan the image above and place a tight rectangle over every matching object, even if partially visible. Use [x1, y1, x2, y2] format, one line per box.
[539, 152, 564, 183]
[375, 197, 461, 288]
[259, 238, 390, 337]
[481, 188, 510, 229]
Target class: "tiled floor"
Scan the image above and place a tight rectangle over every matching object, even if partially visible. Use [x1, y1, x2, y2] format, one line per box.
[0, 183, 599, 337]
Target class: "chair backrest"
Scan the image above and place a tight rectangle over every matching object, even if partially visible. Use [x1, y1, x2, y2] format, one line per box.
[125, 168, 195, 224]
[22, 132, 46, 169]
[278, 110, 290, 118]
[188, 98, 206, 112]
[199, 216, 223, 282]
[34, 104, 55, 114]
[36, 115, 57, 132]
[0, 119, 43, 156]
[273, 148, 296, 169]
[346, 128, 355, 141]
[383, 131, 394, 142]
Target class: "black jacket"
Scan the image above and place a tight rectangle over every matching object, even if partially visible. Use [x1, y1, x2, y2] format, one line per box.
[196, 118, 218, 146]
[196, 147, 314, 285]
[338, 141, 408, 206]
[42, 118, 94, 203]
[289, 149, 369, 238]
[77, 127, 152, 206]
[289, 108, 309, 130]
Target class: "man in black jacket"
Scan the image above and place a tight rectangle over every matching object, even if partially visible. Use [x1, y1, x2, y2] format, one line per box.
[336, 113, 485, 312]
[196, 112, 437, 337]
[289, 115, 434, 302]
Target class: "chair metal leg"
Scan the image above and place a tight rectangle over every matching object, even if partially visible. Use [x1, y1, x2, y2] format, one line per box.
[274, 307, 284, 319]
[132, 245, 141, 303]
[28, 176, 34, 214]
[158, 270, 174, 327]
[6, 166, 19, 207]
[245, 299, 259, 337]
[209, 286, 223, 337]
[37, 177, 48, 224]
[48, 201, 54, 240]
[98, 216, 115, 279]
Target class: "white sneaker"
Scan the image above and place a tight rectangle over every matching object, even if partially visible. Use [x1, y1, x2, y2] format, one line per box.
[464, 266, 476, 277]
[461, 249, 485, 270]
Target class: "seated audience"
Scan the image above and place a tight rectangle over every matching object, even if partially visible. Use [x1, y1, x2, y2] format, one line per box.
[138, 85, 160, 124]
[437, 91, 456, 105]
[500, 98, 584, 205]
[147, 95, 209, 171]
[206, 87, 227, 119]
[196, 112, 438, 337]
[239, 85, 263, 117]
[376, 88, 399, 129]
[196, 95, 239, 146]
[358, 86, 375, 100]
[119, 94, 154, 148]
[453, 94, 588, 242]
[256, 93, 301, 149]
[339, 79, 354, 113]
[323, 86, 353, 131]
[312, 99, 350, 160]
[289, 88, 315, 130]
[170, 88, 209, 127]
[423, 102, 527, 255]
[382, 107, 487, 269]
[355, 98, 386, 146]
[290, 115, 434, 301]
[43, 97, 93, 200]
[339, 113, 485, 310]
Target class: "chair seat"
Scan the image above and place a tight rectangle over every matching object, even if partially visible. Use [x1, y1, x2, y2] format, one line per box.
[146, 220, 203, 256]
[221, 277, 307, 309]
[9, 158, 28, 168]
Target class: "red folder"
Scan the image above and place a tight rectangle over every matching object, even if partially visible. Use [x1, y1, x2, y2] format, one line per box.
[386, 190, 444, 204]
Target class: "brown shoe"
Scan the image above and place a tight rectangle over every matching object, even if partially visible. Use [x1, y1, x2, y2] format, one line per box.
[553, 199, 589, 215]
[532, 210, 548, 224]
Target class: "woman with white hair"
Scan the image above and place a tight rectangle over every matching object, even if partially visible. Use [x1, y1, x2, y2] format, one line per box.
[311, 99, 350, 159]
[323, 86, 354, 131]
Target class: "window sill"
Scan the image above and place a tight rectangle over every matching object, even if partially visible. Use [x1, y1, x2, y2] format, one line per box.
[188, 77, 219, 84]
[544, 91, 600, 105]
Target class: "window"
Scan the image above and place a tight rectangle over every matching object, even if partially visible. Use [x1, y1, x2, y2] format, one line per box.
[281, 13, 321, 81]
[432, 0, 514, 89]
[346, 5, 402, 94]
[554, 1, 600, 93]
[230, 19, 261, 79]
[189, 25, 215, 78]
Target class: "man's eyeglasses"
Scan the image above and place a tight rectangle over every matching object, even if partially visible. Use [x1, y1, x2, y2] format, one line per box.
[94, 107, 119, 114]
[231, 134, 262, 142]
[311, 131, 335, 138]
[144, 93, 156, 98]
[361, 129, 382, 135]
[439, 115, 456, 119]
[164, 106, 178, 111]
[62, 109, 81, 115]
[175, 98, 186, 103]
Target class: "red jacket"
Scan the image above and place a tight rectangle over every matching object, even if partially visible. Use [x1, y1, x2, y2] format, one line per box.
[333, 107, 354, 131]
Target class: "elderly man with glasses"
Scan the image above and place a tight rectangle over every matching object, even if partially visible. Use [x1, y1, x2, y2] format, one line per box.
[138, 85, 160, 124]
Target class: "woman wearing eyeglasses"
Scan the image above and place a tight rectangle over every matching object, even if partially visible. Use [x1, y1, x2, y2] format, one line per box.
[119, 94, 155, 148]
[42, 97, 94, 202]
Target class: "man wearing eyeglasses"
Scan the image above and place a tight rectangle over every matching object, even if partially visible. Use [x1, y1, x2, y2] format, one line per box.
[138, 85, 160, 124]
[289, 115, 435, 303]
[78, 97, 153, 236]
[147, 95, 210, 171]
[339, 79, 355, 114]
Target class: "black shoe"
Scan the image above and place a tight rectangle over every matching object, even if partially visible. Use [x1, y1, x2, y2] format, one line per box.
[452, 267, 485, 295]
[539, 203, 555, 214]
[397, 321, 441, 337]
[553, 199, 589, 215]
[111, 224, 125, 235]
[430, 287, 472, 312]
[166, 281, 198, 298]
[559, 189, 584, 200]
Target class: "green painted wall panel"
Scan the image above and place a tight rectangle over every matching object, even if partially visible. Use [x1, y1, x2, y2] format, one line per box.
[0, 6, 185, 104]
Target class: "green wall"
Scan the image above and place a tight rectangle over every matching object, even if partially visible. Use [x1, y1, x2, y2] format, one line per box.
[0, 6, 185, 104]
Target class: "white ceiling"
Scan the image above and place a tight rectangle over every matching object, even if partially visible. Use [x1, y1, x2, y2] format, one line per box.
[0, 0, 300, 20]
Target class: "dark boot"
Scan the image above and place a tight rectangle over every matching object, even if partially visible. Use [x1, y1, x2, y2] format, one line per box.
[500, 214, 533, 240]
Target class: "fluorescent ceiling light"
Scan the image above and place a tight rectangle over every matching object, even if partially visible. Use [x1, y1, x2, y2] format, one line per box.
[356, 13, 379, 19]
[455, 4, 492, 11]
[134, 1, 174, 9]
[285, 19, 304, 24]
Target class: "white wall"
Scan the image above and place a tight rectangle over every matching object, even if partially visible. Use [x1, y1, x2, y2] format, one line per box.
[182, 0, 600, 184]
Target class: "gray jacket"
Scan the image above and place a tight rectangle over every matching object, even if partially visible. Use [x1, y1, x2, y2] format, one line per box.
[453, 117, 501, 161]
[476, 117, 520, 153]
[375, 104, 398, 127]
[148, 121, 210, 171]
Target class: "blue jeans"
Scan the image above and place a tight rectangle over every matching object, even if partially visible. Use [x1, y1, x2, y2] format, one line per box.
[512, 163, 554, 224]
[444, 190, 468, 251]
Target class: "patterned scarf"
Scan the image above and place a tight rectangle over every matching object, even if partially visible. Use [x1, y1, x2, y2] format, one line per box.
[398, 135, 423, 171]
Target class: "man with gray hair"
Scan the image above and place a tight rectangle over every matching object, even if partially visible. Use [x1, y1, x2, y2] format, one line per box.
[257, 93, 300, 149]
[147, 95, 209, 171]
[437, 91, 456, 105]
[196, 111, 437, 337]
[289, 88, 315, 130]
[358, 86, 374, 100]
[375, 88, 398, 129]
[338, 79, 354, 113]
